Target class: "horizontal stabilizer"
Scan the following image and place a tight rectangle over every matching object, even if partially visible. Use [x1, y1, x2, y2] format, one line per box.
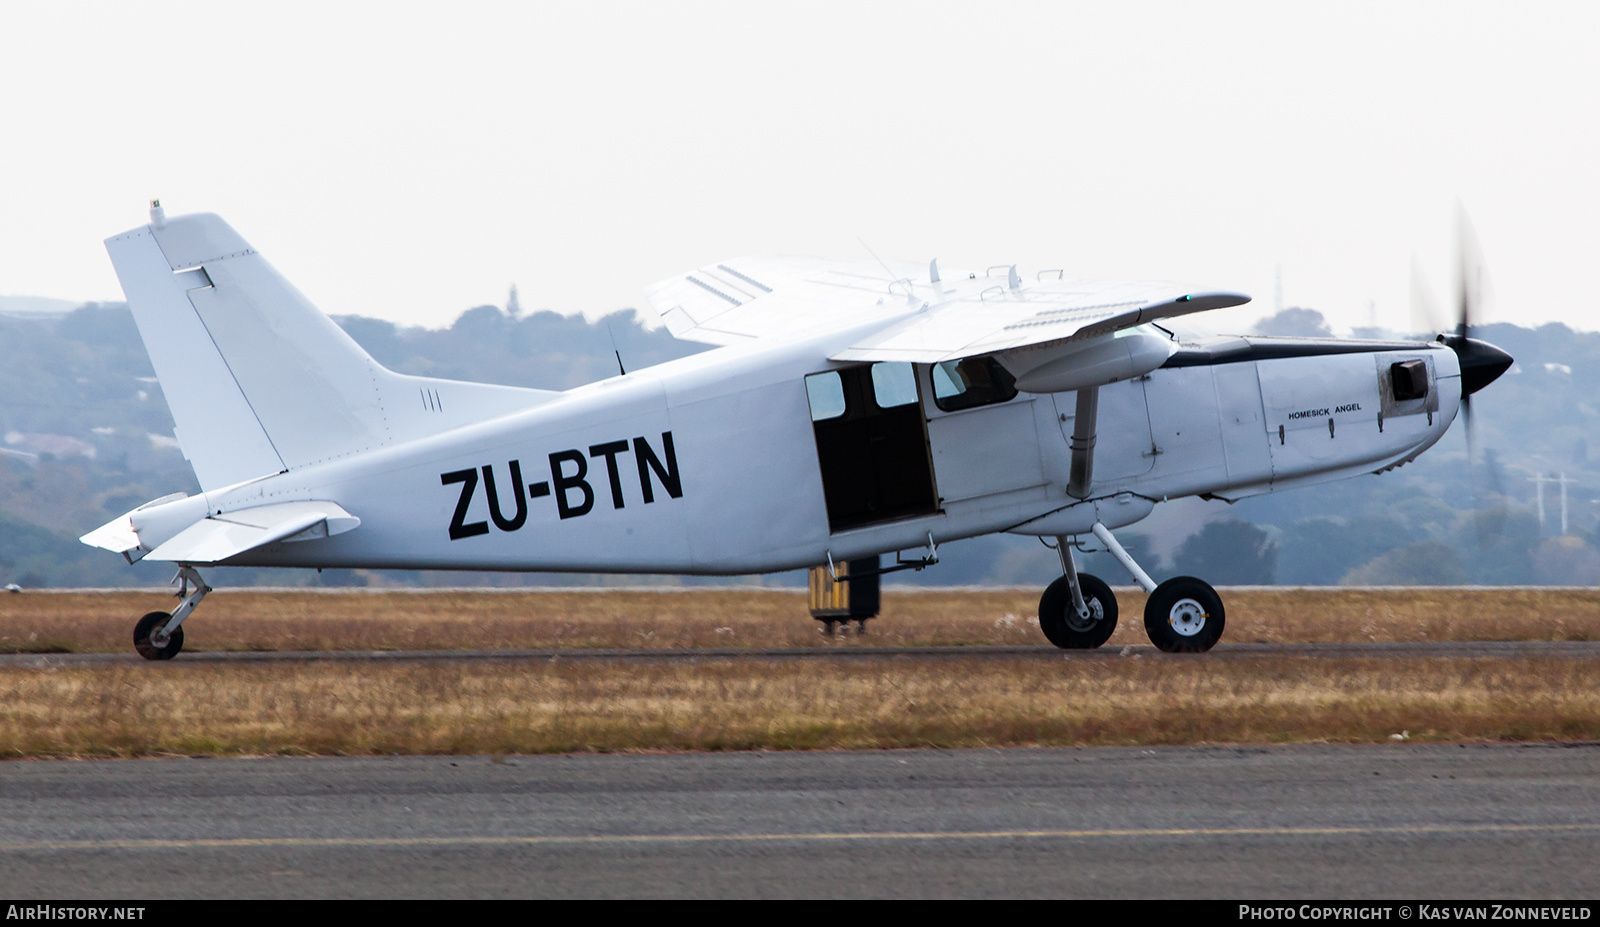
[80, 491, 193, 559]
[144, 501, 360, 564]
[79, 515, 143, 556]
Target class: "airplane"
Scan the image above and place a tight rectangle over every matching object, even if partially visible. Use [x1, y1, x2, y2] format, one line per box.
[81, 202, 1513, 659]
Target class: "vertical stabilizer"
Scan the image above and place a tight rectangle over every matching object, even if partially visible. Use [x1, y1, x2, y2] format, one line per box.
[106, 220, 286, 489]
[106, 209, 556, 491]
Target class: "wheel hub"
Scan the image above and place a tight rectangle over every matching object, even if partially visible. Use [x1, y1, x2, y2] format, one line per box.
[1064, 599, 1103, 633]
[1166, 598, 1208, 637]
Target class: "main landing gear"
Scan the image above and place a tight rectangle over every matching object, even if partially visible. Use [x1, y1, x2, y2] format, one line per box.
[132, 565, 210, 660]
[1039, 523, 1225, 653]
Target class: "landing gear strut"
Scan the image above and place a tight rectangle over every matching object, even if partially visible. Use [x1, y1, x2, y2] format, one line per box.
[132, 565, 210, 661]
[1038, 537, 1117, 649]
[1038, 522, 1226, 653]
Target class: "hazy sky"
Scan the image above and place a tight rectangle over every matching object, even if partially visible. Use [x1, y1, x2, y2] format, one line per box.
[2, 1, 1597, 337]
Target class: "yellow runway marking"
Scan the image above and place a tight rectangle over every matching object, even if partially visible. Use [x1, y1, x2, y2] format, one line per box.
[5, 822, 1599, 853]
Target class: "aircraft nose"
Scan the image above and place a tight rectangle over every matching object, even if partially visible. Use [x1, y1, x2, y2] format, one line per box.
[1438, 334, 1513, 397]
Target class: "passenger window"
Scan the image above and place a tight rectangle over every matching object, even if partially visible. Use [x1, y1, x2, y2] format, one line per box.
[932, 357, 1018, 412]
[870, 362, 919, 409]
[805, 371, 847, 421]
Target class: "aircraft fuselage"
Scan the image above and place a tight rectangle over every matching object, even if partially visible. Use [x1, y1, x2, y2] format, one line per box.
[172, 328, 1461, 575]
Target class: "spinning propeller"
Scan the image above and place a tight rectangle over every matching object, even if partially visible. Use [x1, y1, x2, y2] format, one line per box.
[1436, 212, 1513, 442]
[1414, 208, 1514, 542]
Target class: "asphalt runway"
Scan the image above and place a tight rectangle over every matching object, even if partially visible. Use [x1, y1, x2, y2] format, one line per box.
[6, 639, 1600, 668]
[4, 744, 1600, 899]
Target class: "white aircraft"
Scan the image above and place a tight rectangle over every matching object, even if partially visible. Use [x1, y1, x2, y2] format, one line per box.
[82, 204, 1512, 659]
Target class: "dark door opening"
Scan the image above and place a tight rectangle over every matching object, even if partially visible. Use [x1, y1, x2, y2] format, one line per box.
[805, 363, 939, 532]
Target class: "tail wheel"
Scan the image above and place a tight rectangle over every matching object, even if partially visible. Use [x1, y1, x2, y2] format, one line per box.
[1143, 577, 1224, 652]
[133, 610, 184, 661]
[1039, 573, 1118, 649]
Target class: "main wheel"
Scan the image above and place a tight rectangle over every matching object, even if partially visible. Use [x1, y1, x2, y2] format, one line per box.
[1143, 577, 1224, 652]
[1039, 573, 1118, 649]
[133, 610, 184, 661]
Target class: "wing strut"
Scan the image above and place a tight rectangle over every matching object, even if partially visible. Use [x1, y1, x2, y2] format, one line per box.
[1066, 387, 1099, 499]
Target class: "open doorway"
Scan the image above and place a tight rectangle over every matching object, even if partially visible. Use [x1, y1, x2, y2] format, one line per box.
[805, 363, 939, 532]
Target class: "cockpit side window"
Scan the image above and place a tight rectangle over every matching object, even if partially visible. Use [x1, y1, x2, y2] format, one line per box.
[932, 357, 1018, 412]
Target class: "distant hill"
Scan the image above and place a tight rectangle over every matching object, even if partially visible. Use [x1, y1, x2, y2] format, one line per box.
[0, 294, 84, 318]
[0, 299, 1593, 589]
[331, 306, 705, 391]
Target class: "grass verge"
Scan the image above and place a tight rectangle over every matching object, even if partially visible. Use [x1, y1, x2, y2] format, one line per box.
[5, 656, 1599, 758]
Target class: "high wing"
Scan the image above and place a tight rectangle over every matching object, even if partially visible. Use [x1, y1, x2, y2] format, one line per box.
[645, 257, 1249, 365]
[829, 282, 1250, 364]
[644, 255, 931, 346]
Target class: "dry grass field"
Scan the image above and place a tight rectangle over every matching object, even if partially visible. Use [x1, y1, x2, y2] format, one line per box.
[2, 586, 1598, 653]
[2, 587, 1598, 758]
[5, 657, 1599, 758]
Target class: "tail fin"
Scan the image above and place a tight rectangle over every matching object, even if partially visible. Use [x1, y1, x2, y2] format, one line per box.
[106, 208, 554, 491]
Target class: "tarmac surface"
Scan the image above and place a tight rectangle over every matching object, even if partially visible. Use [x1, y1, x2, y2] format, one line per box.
[4, 743, 1600, 898]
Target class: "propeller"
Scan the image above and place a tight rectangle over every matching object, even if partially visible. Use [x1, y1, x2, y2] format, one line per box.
[1434, 209, 1512, 450]
[1427, 207, 1514, 544]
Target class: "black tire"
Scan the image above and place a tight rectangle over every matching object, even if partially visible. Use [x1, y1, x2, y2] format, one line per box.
[1143, 576, 1224, 652]
[133, 610, 184, 661]
[1039, 573, 1118, 649]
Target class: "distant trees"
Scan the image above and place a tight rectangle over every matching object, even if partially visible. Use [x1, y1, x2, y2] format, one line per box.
[1252, 308, 1334, 338]
[1170, 520, 1277, 585]
[1342, 540, 1469, 586]
[1532, 536, 1600, 586]
[330, 305, 704, 391]
[1275, 515, 1415, 585]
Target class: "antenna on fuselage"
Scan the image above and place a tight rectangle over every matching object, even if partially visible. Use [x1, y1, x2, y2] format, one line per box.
[606, 320, 626, 376]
